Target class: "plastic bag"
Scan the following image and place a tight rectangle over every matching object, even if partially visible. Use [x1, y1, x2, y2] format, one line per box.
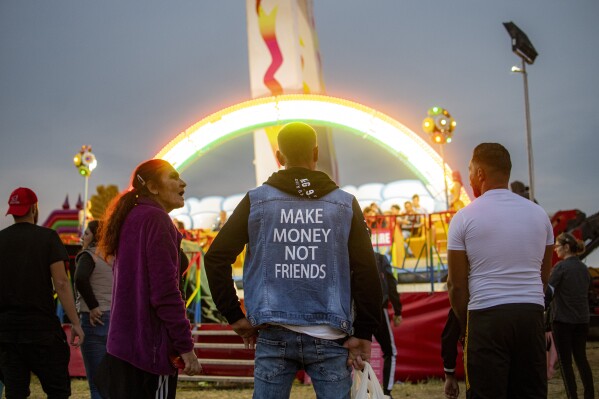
[351, 362, 387, 399]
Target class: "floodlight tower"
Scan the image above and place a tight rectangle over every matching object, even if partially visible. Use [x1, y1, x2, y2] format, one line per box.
[503, 21, 538, 202]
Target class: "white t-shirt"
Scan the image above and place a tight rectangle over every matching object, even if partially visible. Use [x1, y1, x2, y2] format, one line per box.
[447, 189, 553, 310]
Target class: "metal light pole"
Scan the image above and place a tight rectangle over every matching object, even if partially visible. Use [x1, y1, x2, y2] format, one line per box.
[438, 143, 449, 210]
[512, 62, 534, 201]
[504, 21, 538, 201]
[73, 145, 97, 236]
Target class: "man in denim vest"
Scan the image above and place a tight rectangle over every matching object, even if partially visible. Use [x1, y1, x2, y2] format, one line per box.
[205, 122, 382, 399]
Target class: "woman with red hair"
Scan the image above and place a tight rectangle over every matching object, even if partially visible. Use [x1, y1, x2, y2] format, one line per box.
[96, 159, 200, 399]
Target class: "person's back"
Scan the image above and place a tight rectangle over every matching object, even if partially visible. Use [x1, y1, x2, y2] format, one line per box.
[550, 257, 590, 324]
[205, 122, 382, 399]
[0, 223, 65, 334]
[447, 143, 553, 399]
[0, 187, 84, 399]
[244, 183, 355, 333]
[450, 189, 551, 310]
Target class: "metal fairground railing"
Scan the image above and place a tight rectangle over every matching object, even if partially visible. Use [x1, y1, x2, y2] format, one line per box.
[369, 212, 455, 292]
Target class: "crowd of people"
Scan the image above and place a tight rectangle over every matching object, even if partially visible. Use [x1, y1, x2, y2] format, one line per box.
[0, 123, 595, 399]
[363, 195, 425, 233]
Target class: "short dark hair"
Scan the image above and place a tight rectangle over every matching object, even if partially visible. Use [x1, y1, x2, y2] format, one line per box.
[472, 143, 512, 177]
[277, 122, 317, 164]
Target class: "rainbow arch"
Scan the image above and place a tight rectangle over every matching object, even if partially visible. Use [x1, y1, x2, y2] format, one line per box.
[155, 94, 469, 208]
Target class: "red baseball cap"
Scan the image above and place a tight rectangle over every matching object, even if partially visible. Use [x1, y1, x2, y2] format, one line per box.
[6, 187, 38, 217]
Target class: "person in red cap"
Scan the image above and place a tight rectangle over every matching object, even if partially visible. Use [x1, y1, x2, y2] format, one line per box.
[0, 187, 84, 398]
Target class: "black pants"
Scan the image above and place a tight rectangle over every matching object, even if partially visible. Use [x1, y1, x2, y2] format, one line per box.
[465, 303, 546, 399]
[95, 353, 178, 399]
[0, 331, 71, 399]
[552, 321, 595, 399]
[372, 307, 397, 395]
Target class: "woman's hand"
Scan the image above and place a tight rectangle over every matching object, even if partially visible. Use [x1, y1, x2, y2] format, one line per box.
[89, 307, 104, 326]
[180, 350, 202, 376]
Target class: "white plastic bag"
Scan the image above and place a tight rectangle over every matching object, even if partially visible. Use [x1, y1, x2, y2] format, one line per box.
[351, 362, 387, 399]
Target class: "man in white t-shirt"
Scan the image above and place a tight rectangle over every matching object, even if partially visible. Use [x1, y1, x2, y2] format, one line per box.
[447, 143, 554, 399]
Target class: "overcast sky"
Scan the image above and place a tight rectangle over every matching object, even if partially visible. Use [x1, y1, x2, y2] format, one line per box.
[1, 2, 598, 249]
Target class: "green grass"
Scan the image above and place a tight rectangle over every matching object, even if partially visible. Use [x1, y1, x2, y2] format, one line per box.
[18, 341, 599, 398]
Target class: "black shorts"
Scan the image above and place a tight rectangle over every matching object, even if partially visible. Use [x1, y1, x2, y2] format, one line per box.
[465, 303, 546, 399]
[0, 329, 71, 398]
[94, 353, 178, 399]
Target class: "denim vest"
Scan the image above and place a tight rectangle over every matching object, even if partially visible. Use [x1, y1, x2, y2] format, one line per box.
[245, 184, 355, 334]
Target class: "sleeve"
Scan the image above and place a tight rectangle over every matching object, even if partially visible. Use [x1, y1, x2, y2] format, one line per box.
[179, 248, 190, 302]
[204, 194, 250, 324]
[348, 197, 382, 340]
[548, 263, 563, 291]
[544, 214, 555, 245]
[74, 252, 99, 310]
[145, 213, 194, 355]
[386, 269, 402, 316]
[446, 211, 466, 251]
[441, 308, 461, 373]
[48, 229, 70, 264]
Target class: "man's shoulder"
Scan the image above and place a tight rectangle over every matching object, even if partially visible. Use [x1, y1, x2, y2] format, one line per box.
[0, 223, 55, 237]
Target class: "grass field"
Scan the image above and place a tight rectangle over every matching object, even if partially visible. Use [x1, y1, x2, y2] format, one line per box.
[20, 341, 598, 398]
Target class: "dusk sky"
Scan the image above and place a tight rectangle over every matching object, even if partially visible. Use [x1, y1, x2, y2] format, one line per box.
[1, 1, 598, 261]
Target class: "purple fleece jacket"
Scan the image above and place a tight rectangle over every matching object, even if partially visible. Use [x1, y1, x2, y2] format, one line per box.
[106, 197, 193, 375]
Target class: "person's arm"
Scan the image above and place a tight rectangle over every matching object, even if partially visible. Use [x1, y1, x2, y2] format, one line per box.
[441, 308, 461, 398]
[441, 308, 461, 374]
[348, 198, 382, 340]
[447, 249, 469, 334]
[541, 245, 554, 291]
[386, 268, 402, 318]
[343, 199, 382, 370]
[204, 194, 250, 325]
[74, 252, 99, 310]
[145, 213, 195, 358]
[50, 261, 84, 346]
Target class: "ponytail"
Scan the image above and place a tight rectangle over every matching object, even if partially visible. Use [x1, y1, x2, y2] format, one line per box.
[97, 190, 137, 257]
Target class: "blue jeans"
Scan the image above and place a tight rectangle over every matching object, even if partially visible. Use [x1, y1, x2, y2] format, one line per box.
[80, 311, 110, 399]
[252, 326, 352, 399]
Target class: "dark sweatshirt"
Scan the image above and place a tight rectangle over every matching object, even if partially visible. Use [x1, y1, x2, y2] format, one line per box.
[205, 167, 382, 340]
